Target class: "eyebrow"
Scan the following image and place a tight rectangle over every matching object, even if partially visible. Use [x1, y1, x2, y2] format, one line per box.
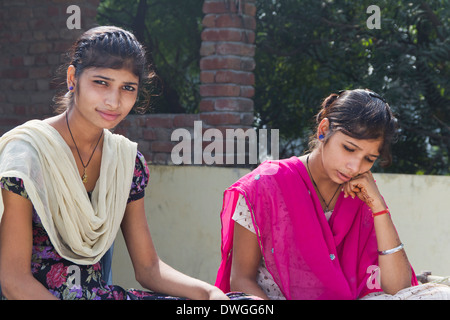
[346, 141, 380, 158]
[93, 75, 138, 86]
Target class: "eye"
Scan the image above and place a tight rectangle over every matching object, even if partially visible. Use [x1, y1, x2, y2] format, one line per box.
[343, 145, 355, 152]
[365, 157, 376, 163]
[94, 80, 107, 86]
[123, 85, 136, 92]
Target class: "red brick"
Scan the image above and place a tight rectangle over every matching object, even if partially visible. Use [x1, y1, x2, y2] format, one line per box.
[200, 42, 216, 56]
[243, 2, 257, 16]
[47, 6, 60, 17]
[214, 98, 254, 112]
[240, 57, 256, 71]
[215, 70, 254, 85]
[200, 56, 242, 70]
[203, 1, 238, 14]
[200, 112, 241, 126]
[241, 112, 255, 126]
[201, 29, 243, 42]
[200, 71, 215, 83]
[173, 114, 200, 127]
[143, 128, 157, 140]
[151, 141, 176, 153]
[14, 105, 26, 115]
[29, 66, 51, 79]
[240, 85, 255, 98]
[145, 116, 174, 128]
[151, 153, 170, 164]
[215, 14, 243, 28]
[199, 99, 215, 112]
[202, 14, 216, 28]
[29, 42, 53, 54]
[10, 57, 24, 67]
[2, 69, 28, 79]
[113, 127, 128, 136]
[216, 42, 255, 56]
[52, 41, 72, 53]
[200, 84, 240, 97]
[241, 30, 256, 44]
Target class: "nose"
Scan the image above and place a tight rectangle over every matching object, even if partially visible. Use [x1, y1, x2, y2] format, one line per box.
[346, 158, 362, 177]
[105, 88, 121, 110]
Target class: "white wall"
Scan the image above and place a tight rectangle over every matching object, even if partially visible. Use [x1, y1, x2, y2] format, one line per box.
[111, 165, 450, 289]
[111, 165, 251, 289]
[373, 173, 450, 277]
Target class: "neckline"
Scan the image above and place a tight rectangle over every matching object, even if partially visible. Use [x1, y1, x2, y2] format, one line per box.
[38, 120, 105, 194]
[291, 156, 343, 221]
[306, 154, 342, 213]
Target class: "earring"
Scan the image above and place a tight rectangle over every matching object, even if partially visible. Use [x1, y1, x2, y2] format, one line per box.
[69, 86, 74, 91]
[319, 134, 324, 140]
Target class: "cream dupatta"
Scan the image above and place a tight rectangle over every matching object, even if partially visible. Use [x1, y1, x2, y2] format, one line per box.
[0, 120, 137, 265]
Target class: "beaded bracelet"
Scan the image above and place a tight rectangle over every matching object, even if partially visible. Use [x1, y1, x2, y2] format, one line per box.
[372, 208, 389, 218]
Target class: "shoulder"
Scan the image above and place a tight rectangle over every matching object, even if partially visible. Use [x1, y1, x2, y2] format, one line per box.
[134, 150, 150, 179]
[233, 157, 303, 188]
[127, 150, 150, 203]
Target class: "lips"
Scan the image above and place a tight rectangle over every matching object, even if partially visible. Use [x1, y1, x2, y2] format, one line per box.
[337, 171, 352, 182]
[97, 110, 120, 121]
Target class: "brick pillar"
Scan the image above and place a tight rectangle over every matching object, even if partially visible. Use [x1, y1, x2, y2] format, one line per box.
[199, 0, 256, 130]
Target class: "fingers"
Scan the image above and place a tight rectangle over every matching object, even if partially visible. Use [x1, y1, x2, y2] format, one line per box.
[343, 182, 359, 199]
[343, 171, 370, 198]
[342, 171, 377, 206]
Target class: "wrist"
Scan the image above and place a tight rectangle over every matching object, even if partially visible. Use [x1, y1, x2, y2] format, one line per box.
[369, 198, 387, 213]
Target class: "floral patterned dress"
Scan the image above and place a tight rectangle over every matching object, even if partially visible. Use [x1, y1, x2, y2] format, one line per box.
[0, 151, 185, 300]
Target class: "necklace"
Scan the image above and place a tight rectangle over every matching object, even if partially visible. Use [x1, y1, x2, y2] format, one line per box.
[65, 112, 103, 184]
[306, 155, 341, 213]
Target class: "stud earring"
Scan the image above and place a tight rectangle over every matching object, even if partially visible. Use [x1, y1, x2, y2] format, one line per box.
[69, 86, 74, 91]
[319, 134, 324, 140]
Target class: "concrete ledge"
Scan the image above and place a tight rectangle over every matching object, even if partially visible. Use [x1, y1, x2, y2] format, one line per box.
[112, 165, 450, 289]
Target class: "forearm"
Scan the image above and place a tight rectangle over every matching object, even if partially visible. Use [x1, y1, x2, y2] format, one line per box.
[1, 273, 58, 300]
[372, 202, 412, 294]
[230, 276, 269, 300]
[136, 258, 222, 300]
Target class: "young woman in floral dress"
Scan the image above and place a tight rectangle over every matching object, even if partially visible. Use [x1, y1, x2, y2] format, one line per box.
[0, 26, 250, 300]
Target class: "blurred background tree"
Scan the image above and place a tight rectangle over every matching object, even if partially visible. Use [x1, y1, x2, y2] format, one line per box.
[97, 0, 449, 174]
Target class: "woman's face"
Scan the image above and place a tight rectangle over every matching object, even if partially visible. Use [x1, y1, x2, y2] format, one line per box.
[71, 66, 139, 130]
[321, 131, 382, 184]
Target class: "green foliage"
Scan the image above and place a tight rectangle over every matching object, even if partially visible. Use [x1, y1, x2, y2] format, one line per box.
[254, 0, 449, 174]
[97, 0, 449, 174]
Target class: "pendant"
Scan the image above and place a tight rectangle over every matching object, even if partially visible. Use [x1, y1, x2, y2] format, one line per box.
[82, 168, 88, 184]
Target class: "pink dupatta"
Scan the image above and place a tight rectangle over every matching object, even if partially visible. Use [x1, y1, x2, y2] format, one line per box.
[215, 157, 417, 299]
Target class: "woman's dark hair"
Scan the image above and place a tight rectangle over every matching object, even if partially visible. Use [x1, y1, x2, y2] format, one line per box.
[310, 88, 398, 167]
[53, 26, 155, 114]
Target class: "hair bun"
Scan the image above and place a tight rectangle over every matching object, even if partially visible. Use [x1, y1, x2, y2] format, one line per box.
[316, 93, 339, 122]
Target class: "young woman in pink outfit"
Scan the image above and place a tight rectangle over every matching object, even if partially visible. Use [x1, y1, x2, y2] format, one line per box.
[216, 89, 450, 300]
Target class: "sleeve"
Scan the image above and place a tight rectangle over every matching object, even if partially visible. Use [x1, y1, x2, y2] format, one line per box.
[0, 176, 29, 199]
[127, 150, 150, 203]
[231, 193, 256, 234]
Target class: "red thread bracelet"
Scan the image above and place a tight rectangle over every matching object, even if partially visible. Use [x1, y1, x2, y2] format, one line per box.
[372, 208, 389, 217]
